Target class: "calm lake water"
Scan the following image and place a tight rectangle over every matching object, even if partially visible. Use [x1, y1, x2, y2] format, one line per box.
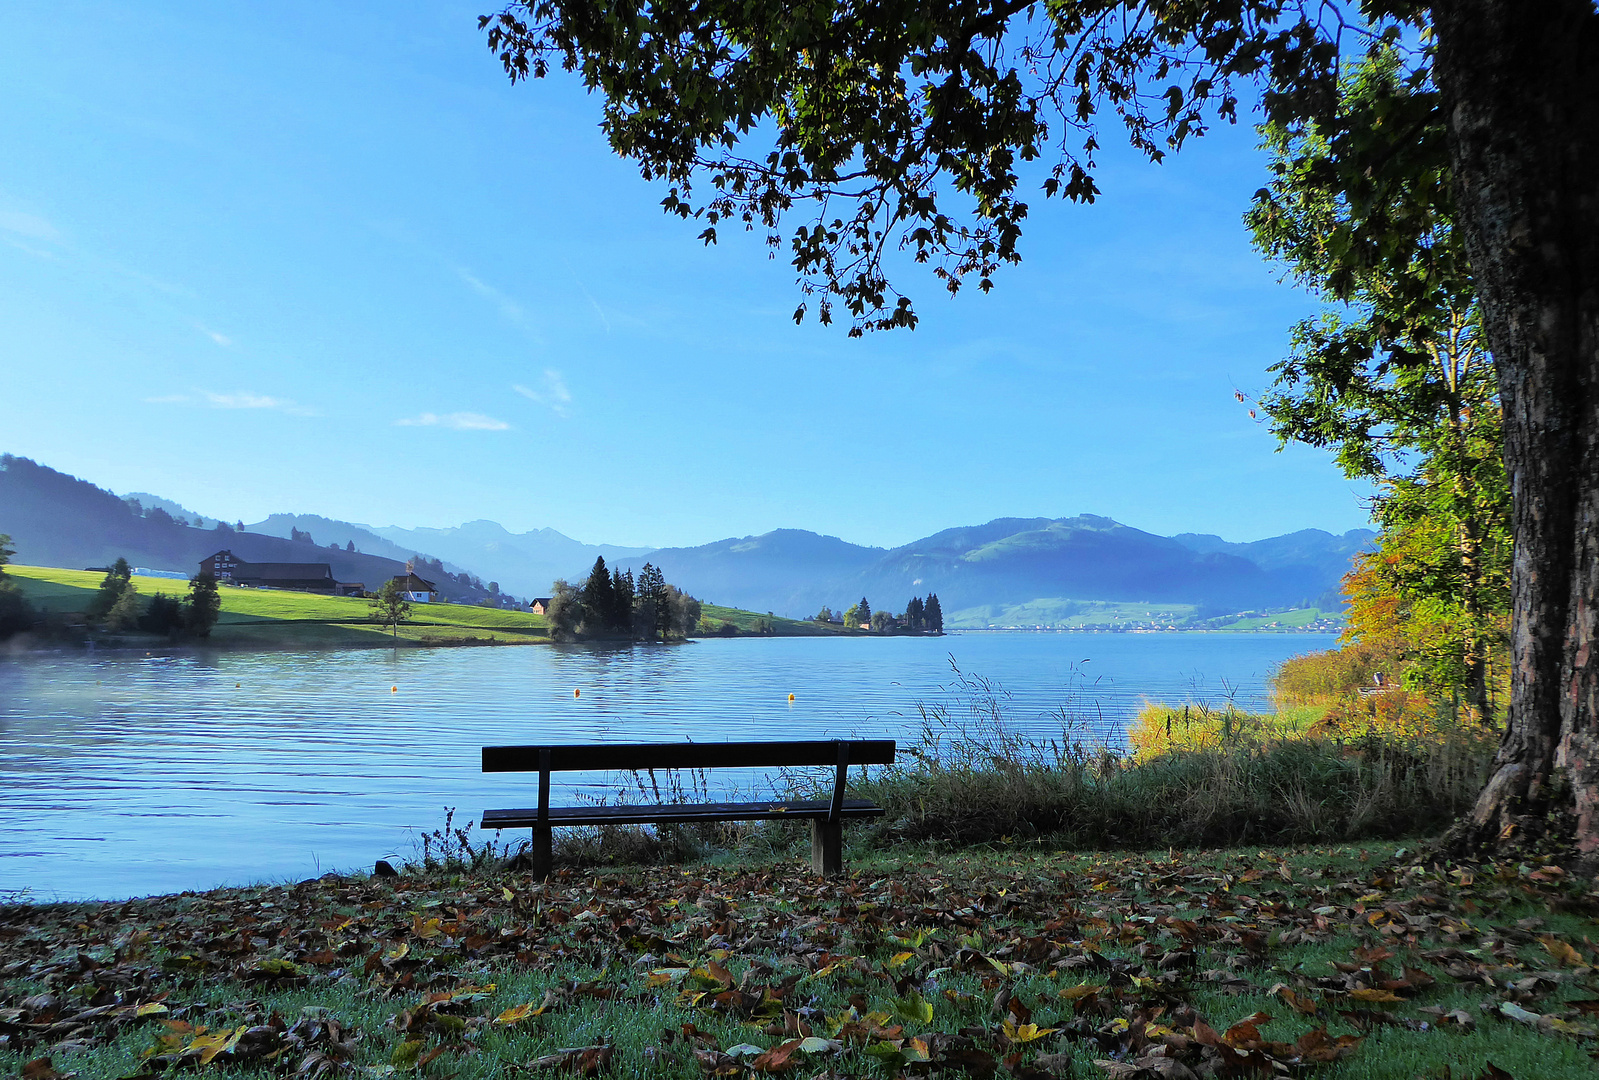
[0, 631, 1333, 900]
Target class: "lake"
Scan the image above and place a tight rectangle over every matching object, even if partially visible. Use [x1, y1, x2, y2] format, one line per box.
[0, 631, 1334, 900]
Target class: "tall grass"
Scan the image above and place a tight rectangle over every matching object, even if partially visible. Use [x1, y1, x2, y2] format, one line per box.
[828, 664, 1494, 850]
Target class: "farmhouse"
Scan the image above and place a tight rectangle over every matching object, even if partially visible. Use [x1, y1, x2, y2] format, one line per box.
[530, 597, 552, 615]
[392, 572, 439, 603]
[201, 550, 363, 596]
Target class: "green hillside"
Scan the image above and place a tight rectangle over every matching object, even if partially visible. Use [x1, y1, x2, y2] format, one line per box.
[8, 565, 550, 648]
[7, 566, 849, 648]
[697, 602, 848, 636]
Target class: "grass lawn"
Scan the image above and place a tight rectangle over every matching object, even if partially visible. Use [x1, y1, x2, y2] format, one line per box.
[7, 564, 552, 648]
[2, 841, 1595, 1079]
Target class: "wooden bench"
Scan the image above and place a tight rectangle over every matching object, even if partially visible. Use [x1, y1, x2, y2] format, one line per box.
[480, 739, 895, 877]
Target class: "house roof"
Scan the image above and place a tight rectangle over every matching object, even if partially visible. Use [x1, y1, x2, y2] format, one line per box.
[392, 572, 437, 591]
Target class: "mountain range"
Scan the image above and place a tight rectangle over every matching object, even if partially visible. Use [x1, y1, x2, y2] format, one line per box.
[0, 454, 1373, 624]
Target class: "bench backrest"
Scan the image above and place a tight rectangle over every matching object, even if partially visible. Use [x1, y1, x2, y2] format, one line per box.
[481, 739, 896, 824]
[482, 739, 896, 774]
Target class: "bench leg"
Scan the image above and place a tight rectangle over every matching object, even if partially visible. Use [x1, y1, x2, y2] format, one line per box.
[530, 825, 552, 880]
[811, 820, 842, 876]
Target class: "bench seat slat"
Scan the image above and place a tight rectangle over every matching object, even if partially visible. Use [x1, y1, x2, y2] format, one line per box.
[481, 798, 884, 830]
[483, 739, 896, 774]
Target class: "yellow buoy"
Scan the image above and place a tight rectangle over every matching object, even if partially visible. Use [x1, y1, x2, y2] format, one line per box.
[235, 683, 241, 688]
[788, 693, 796, 702]
[391, 686, 398, 693]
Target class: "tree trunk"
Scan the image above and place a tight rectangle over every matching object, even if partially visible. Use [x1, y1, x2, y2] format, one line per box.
[1432, 0, 1599, 859]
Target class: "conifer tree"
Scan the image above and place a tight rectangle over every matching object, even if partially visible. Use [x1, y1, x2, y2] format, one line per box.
[906, 596, 925, 630]
[925, 594, 943, 634]
[610, 567, 633, 631]
[634, 563, 668, 640]
[581, 556, 614, 631]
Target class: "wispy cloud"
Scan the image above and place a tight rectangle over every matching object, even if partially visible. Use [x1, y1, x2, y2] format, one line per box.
[203, 391, 293, 410]
[198, 325, 233, 347]
[394, 411, 512, 431]
[144, 390, 317, 417]
[0, 207, 59, 242]
[513, 370, 573, 417]
[454, 265, 526, 325]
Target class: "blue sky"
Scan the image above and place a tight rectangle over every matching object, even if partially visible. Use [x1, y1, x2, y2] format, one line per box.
[0, 1, 1375, 550]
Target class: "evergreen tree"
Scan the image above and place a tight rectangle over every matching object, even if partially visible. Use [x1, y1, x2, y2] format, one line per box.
[925, 594, 943, 633]
[581, 556, 613, 631]
[609, 567, 633, 631]
[906, 596, 925, 630]
[633, 563, 668, 640]
[186, 571, 222, 638]
[346, 540, 356, 552]
[814, 605, 834, 623]
[857, 598, 871, 626]
[140, 594, 187, 636]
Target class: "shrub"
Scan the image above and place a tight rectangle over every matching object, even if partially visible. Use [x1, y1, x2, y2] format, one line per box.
[1272, 641, 1396, 703]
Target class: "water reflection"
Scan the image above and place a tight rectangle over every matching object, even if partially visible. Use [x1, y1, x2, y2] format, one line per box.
[0, 632, 1331, 899]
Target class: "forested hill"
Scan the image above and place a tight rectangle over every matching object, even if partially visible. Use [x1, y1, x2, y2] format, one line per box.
[0, 453, 1371, 621]
[0, 456, 494, 603]
[641, 516, 1374, 621]
[248, 515, 650, 603]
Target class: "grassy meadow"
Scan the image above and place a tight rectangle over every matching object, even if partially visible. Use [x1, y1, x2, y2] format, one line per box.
[7, 564, 552, 648]
[698, 603, 848, 636]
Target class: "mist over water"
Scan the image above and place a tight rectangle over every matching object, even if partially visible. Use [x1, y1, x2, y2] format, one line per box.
[0, 632, 1332, 900]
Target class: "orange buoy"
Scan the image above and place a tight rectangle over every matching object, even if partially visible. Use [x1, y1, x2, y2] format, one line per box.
[574, 688, 581, 698]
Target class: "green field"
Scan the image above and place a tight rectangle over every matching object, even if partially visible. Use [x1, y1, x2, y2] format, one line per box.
[7, 566, 849, 648]
[698, 602, 848, 636]
[1210, 606, 1340, 630]
[8, 564, 551, 648]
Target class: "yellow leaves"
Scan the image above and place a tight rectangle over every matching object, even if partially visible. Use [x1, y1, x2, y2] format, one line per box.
[135, 1002, 170, 1018]
[493, 1002, 537, 1026]
[495, 990, 560, 1025]
[1057, 983, 1103, 1002]
[1347, 988, 1405, 1003]
[644, 967, 689, 988]
[689, 961, 734, 990]
[384, 942, 410, 962]
[888, 950, 917, 968]
[185, 1024, 247, 1066]
[1000, 1019, 1056, 1043]
[1539, 935, 1589, 968]
[412, 915, 443, 940]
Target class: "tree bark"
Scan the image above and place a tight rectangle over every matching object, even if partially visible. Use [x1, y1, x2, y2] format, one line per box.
[1432, 0, 1599, 859]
